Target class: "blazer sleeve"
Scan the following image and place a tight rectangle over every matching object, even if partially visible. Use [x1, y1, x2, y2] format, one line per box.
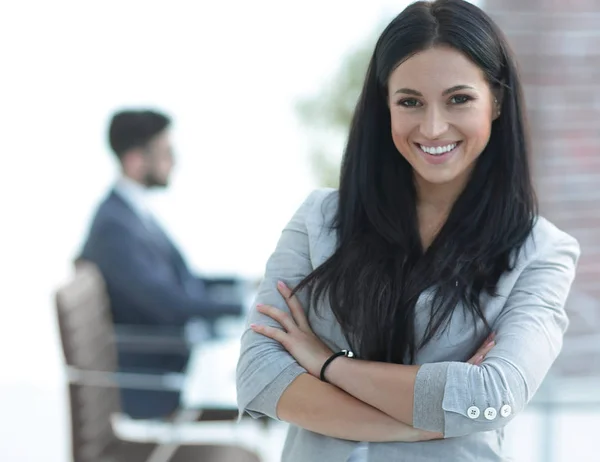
[412, 232, 580, 438]
[88, 220, 242, 326]
[236, 190, 324, 420]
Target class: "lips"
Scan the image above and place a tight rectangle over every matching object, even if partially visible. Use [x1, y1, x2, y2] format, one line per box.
[417, 142, 460, 156]
[414, 141, 462, 165]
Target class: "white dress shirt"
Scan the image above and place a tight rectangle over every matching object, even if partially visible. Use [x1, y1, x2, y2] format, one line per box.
[113, 176, 154, 222]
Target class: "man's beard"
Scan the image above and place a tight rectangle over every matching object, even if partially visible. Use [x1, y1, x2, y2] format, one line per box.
[142, 171, 168, 188]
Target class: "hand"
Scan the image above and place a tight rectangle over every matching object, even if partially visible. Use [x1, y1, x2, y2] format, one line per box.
[250, 281, 333, 377]
[467, 332, 496, 365]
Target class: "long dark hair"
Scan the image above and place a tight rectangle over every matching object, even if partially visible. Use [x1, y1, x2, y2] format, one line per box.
[294, 0, 537, 364]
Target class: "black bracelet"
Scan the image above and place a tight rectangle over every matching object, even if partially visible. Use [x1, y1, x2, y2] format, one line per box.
[320, 349, 355, 383]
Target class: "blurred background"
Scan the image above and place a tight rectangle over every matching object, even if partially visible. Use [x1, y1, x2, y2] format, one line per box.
[0, 0, 598, 461]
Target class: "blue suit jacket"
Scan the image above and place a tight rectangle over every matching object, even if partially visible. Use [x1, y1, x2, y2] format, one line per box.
[80, 190, 242, 418]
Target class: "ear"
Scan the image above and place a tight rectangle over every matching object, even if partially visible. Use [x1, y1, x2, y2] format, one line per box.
[121, 148, 146, 171]
[492, 85, 505, 121]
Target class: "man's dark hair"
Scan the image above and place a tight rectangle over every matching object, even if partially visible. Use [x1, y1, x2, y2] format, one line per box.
[108, 109, 171, 159]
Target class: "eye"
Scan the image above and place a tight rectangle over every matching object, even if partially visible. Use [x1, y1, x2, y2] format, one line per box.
[449, 94, 473, 105]
[397, 98, 422, 108]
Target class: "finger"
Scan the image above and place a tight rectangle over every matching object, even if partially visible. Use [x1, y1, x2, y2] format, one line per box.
[468, 339, 496, 365]
[472, 332, 496, 357]
[479, 339, 495, 356]
[256, 303, 298, 332]
[477, 333, 497, 356]
[250, 323, 288, 345]
[467, 353, 483, 365]
[467, 340, 494, 365]
[277, 281, 310, 331]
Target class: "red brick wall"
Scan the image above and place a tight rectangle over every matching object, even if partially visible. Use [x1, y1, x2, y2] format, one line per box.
[483, 2, 600, 374]
[483, 1, 600, 302]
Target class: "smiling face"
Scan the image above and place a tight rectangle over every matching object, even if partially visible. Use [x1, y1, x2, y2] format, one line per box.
[387, 45, 500, 194]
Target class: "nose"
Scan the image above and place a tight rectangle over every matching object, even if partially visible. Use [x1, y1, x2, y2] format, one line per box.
[419, 106, 449, 139]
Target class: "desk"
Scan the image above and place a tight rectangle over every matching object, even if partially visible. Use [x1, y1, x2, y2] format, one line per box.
[180, 332, 287, 462]
[115, 328, 285, 462]
[182, 336, 241, 411]
[528, 375, 600, 462]
[532, 376, 600, 409]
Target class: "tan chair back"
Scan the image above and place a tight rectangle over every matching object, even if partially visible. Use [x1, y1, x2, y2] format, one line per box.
[55, 261, 121, 462]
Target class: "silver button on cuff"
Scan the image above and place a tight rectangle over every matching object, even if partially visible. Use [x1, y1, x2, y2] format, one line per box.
[467, 406, 480, 419]
[500, 404, 512, 418]
[484, 407, 497, 420]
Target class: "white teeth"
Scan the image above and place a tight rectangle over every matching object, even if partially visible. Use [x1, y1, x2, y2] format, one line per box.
[419, 143, 457, 155]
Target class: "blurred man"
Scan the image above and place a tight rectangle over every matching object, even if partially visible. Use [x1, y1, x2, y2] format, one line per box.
[80, 109, 243, 419]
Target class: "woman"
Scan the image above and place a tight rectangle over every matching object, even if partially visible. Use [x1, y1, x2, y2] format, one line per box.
[236, 0, 580, 460]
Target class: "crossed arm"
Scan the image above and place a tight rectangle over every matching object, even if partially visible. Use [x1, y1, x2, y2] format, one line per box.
[236, 191, 579, 442]
[249, 283, 493, 443]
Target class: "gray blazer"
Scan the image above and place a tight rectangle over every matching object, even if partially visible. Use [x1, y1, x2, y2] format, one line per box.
[236, 188, 580, 462]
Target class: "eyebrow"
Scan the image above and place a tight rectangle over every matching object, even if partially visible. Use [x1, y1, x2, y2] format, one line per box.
[393, 85, 475, 97]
